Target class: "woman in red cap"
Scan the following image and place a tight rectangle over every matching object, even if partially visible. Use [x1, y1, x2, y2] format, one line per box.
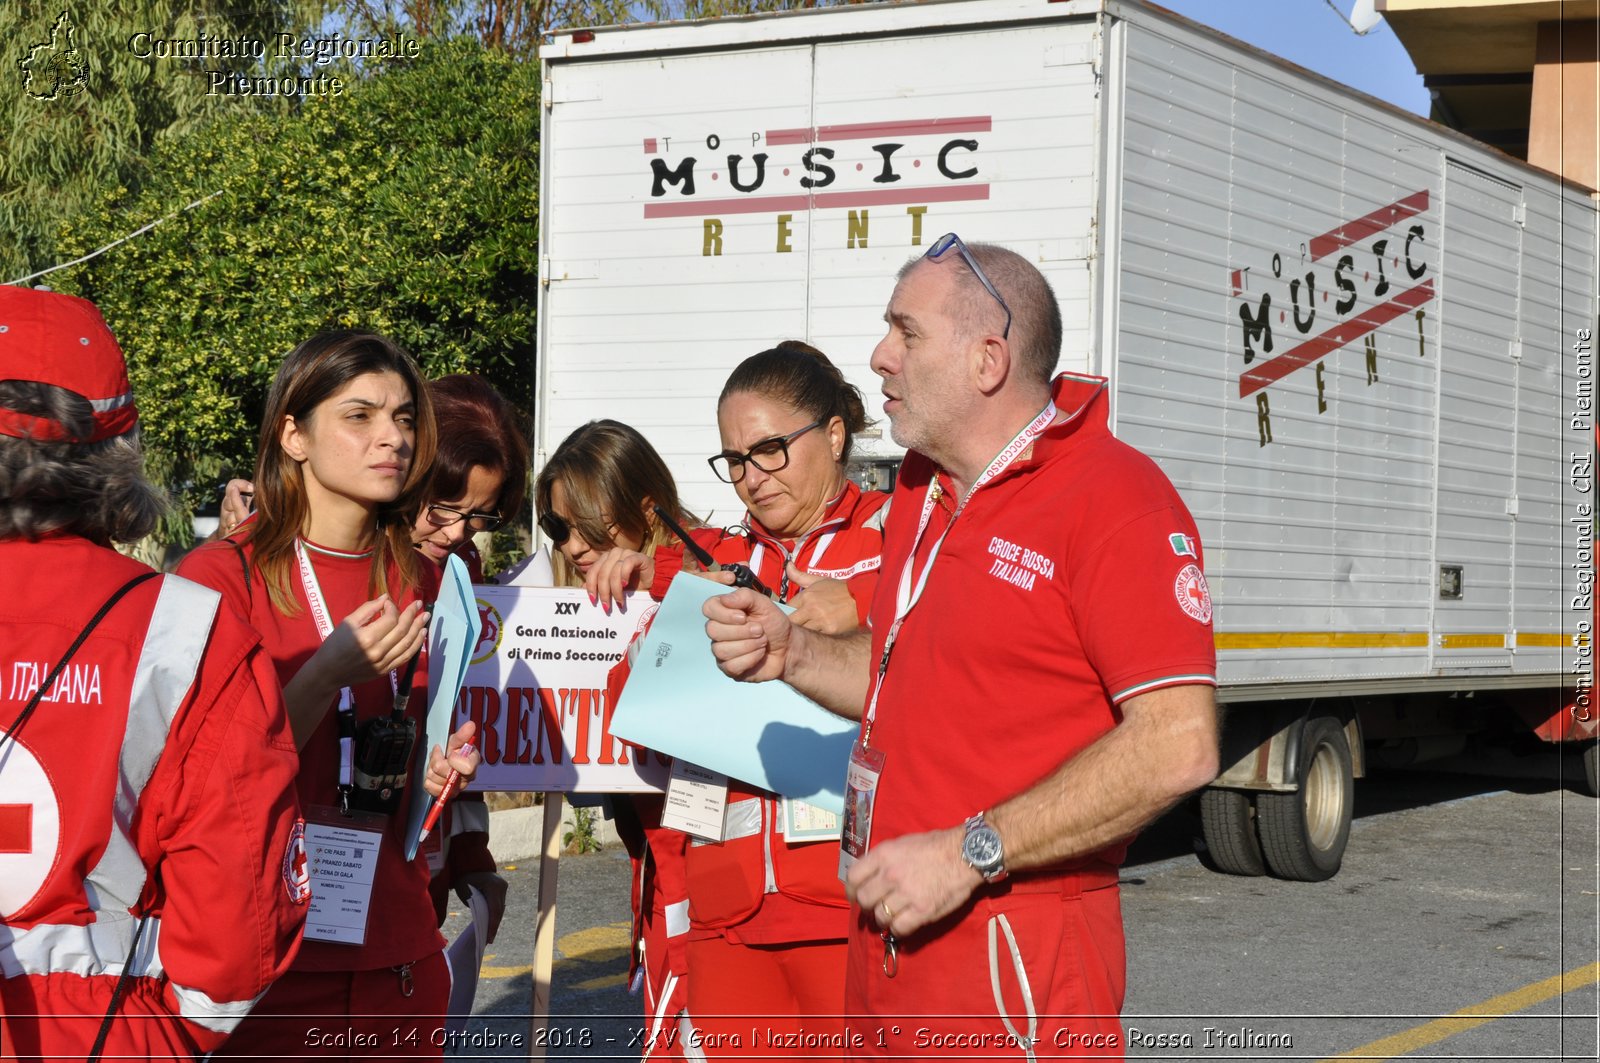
[0, 286, 304, 1062]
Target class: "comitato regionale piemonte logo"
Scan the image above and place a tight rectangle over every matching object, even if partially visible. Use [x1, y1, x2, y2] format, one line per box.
[20, 11, 89, 101]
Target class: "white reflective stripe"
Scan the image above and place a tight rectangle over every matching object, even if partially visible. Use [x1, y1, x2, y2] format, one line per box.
[85, 576, 218, 915]
[169, 980, 262, 1035]
[664, 900, 690, 939]
[761, 800, 776, 894]
[450, 800, 490, 836]
[806, 531, 835, 569]
[679, 1013, 708, 1063]
[0, 914, 160, 980]
[89, 391, 135, 413]
[2, 917, 265, 1036]
[721, 798, 762, 842]
[864, 496, 892, 533]
[987, 913, 1039, 1063]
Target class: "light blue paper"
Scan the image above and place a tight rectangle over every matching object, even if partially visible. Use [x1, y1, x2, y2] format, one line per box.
[610, 573, 857, 815]
[405, 553, 483, 860]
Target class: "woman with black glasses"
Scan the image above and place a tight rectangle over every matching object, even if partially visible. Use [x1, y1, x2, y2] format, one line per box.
[409, 374, 528, 946]
[684, 342, 889, 1057]
[577, 342, 890, 1057]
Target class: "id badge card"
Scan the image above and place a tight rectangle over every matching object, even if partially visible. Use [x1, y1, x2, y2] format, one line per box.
[838, 741, 886, 881]
[661, 759, 730, 842]
[782, 798, 842, 842]
[303, 805, 385, 946]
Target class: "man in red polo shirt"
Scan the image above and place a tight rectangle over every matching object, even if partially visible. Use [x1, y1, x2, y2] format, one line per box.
[703, 235, 1220, 1060]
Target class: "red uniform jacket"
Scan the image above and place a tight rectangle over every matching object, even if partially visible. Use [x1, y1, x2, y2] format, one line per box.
[650, 481, 890, 945]
[0, 536, 305, 1061]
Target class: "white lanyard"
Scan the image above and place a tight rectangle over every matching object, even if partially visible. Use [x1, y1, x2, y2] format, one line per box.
[748, 500, 844, 600]
[295, 539, 396, 790]
[860, 402, 1058, 744]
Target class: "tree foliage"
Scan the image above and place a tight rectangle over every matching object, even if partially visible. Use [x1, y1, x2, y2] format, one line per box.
[51, 38, 539, 538]
[1, 1, 328, 280]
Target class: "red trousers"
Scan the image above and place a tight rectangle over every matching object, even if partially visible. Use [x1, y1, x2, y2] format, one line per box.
[640, 901, 689, 1061]
[685, 934, 847, 1058]
[843, 880, 1126, 1061]
[214, 950, 451, 1059]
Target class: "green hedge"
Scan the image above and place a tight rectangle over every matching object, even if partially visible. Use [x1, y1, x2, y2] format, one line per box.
[53, 38, 539, 540]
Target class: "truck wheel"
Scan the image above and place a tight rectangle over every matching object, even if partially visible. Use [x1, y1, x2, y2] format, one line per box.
[1584, 741, 1599, 798]
[1198, 788, 1265, 876]
[1257, 716, 1353, 882]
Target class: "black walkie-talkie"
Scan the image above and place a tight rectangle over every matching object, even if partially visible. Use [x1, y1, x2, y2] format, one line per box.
[652, 505, 772, 597]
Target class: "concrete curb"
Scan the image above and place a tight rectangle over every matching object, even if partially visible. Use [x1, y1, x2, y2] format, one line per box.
[486, 803, 621, 863]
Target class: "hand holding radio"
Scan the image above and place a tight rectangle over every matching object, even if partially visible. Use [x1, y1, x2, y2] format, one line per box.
[652, 505, 773, 598]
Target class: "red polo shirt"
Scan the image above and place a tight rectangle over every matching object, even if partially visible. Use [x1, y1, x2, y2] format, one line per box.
[862, 372, 1217, 870]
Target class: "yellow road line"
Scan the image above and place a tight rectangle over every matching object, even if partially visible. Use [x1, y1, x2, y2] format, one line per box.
[481, 964, 534, 978]
[480, 922, 632, 981]
[573, 973, 630, 990]
[1320, 961, 1600, 1061]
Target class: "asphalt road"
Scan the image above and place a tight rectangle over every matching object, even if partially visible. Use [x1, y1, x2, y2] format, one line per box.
[443, 759, 1598, 1062]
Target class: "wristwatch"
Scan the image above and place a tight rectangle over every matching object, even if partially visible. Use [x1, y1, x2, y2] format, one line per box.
[961, 812, 1008, 882]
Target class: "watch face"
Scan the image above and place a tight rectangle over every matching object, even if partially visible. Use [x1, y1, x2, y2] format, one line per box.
[964, 825, 1003, 869]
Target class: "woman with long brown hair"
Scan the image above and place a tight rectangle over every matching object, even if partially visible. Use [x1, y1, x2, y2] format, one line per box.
[179, 330, 479, 1059]
[533, 418, 699, 1056]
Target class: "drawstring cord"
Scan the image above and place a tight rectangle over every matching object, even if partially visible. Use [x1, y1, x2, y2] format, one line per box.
[988, 913, 1039, 1063]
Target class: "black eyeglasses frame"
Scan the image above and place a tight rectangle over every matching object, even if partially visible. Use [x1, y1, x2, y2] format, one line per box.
[707, 419, 825, 485]
[426, 503, 504, 534]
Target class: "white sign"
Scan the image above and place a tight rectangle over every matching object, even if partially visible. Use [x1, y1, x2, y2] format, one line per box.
[456, 585, 671, 793]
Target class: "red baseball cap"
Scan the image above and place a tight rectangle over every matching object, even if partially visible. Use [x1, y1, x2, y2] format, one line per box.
[0, 286, 138, 443]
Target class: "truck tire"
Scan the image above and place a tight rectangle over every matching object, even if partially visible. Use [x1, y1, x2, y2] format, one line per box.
[1257, 716, 1353, 881]
[1199, 787, 1265, 876]
[1584, 741, 1599, 799]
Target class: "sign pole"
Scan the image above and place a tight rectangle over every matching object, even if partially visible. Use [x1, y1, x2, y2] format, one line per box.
[527, 793, 564, 1060]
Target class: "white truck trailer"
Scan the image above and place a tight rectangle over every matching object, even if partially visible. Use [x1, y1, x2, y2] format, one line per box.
[533, 0, 1599, 880]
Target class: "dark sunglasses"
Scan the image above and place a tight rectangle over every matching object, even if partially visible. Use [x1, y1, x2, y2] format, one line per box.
[926, 232, 1012, 339]
[425, 503, 503, 534]
[537, 510, 573, 546]
[707, 420, 823, 484]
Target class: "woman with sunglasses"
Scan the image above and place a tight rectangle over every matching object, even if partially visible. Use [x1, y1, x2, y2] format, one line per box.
[534, 418, 702, 1059]
[178, 332, 480, 1059]
[583, 342, 890, 1056]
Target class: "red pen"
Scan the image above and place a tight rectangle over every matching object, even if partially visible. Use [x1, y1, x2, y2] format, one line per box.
[418, 741, 475, 843]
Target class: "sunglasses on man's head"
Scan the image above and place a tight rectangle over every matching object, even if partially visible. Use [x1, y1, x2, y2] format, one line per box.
[925, 232, 1012, 340]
